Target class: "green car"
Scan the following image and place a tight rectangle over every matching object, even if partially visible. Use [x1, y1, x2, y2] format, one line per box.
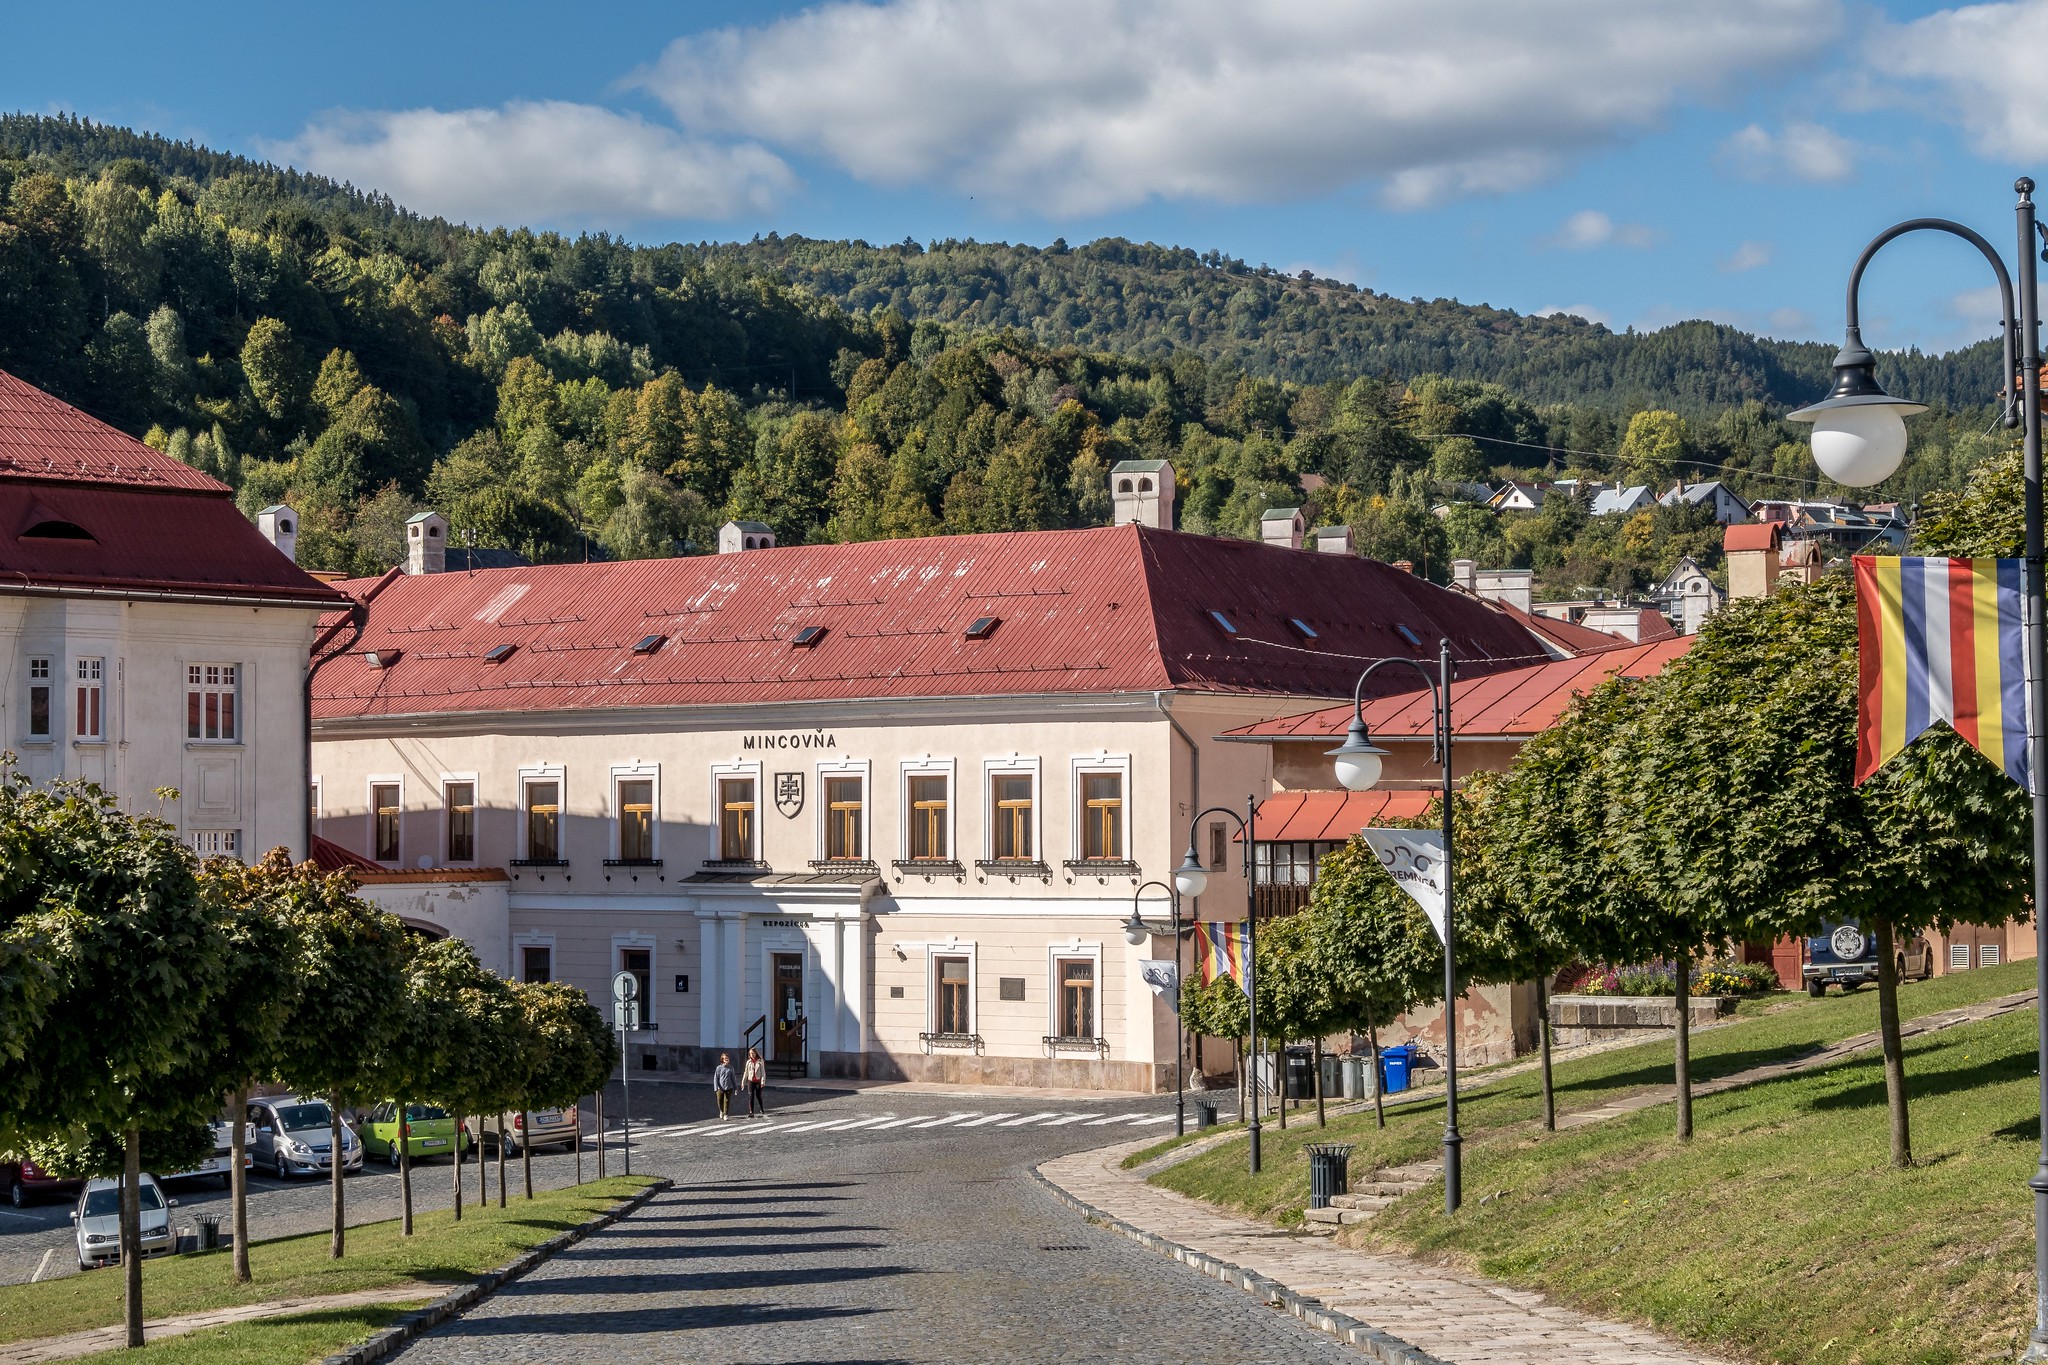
[359, 1102, 470, 1166]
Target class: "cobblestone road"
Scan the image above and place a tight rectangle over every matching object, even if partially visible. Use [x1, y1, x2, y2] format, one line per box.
[390, 1087, 1358, 1364]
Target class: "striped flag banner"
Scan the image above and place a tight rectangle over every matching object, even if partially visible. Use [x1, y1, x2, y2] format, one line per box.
[1197, 921, 1251, 998]
[1855, 554, 2032, 791]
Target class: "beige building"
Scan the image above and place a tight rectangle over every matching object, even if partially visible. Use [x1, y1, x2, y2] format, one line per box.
[0, 370, 342, 857]
[309, 518, 1545, 1091]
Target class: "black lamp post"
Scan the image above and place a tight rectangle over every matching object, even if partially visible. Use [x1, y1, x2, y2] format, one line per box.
[1325, 639, 1462, 1214]
[1787, 180, 2048, 1359]
[1174, 795, 1263, 1173]
[1123, 879, 1189, 1135]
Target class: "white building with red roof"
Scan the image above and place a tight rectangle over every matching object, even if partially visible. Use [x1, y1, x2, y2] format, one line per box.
[308, 516, 1559, 1091]
[0, 368, 346, 858]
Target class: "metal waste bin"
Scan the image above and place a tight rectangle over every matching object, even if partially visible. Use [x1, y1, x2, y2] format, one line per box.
[1284, 1047, 1314, 1099]
[194, 1213, 223, 1251]
[1195, 1098, 1219, 1130]
[1379, 1044, 1414, 1095]
[1306, 1142, 1353, 1209]
[1341, 1055, 1373, 1100]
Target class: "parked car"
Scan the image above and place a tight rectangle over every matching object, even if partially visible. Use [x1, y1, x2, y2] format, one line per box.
[464, 1105, 580, 1156]
[71, 1174, 175, 1271]
[162, 1117, 252, 1190]
[1804, 919, 1934, 997]
[359, 1102, 469, 1166]
[246, 1096, 363, 1179]
[2, 1157, 85, 1209]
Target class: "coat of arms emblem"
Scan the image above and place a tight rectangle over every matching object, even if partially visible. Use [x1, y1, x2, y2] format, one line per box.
[774, 771, 804, 818]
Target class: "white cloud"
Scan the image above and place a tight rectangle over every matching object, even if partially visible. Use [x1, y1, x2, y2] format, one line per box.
[1719, 240, 1773, 273]
[1545, 209, 1657, 251]
[634, 0, 1842, 214]
[1945, 285, 2008, 324]
[266, 101, 794, 226]
[1717, 122, 1856, 182]
[1866, 1, 2048, 159]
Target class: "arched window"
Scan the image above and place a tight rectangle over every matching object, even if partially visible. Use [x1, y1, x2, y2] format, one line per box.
[19, 520, 93, 541]
[1117, 479, 1133, 493]
[1138, 478, 1153, 492]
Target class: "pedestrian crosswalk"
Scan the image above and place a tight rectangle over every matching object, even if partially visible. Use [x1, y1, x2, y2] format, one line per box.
[612, 1107, 1207, 1145]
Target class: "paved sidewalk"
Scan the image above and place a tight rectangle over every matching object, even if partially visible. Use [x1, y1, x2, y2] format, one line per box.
[1040, 1140, 1729, 1365]
[0, 1284, 438, 1363]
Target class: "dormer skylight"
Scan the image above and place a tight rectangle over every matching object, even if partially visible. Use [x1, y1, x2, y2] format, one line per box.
[965, 616, 1001, 640]
[1287, 617, 1318, 641]
[632, 633, 667, 655]
[1208, 610, 1238, 635]
[792, 626, 828, 648]
[484, 643, 516, 664]
[1396, 624, 1423, 648]
[364, 649, 400, 669]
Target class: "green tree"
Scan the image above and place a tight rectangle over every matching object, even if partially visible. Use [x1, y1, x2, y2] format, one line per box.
[240, 317, 310, 428]
[1616, 409, 1691, 488]
[511, 981, 614, 1196]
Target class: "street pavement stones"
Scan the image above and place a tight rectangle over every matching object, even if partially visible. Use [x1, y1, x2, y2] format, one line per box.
[1039, 1139, 1732, 1365]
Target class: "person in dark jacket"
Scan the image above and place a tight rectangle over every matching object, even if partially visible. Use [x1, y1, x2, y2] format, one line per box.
[712, 1053, 738, 1120]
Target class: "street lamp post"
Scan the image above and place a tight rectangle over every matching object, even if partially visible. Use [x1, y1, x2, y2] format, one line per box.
[1325, 639, 1463, 1214]
[1788, 179, 2048, 1358]
[1174, 795, 1263, 1173]
[1124, 879, 1188, 1135]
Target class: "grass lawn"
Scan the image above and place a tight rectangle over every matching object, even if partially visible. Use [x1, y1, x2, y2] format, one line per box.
[1150, 960, 2040, 1364]
[0, 1176, 653, 1361]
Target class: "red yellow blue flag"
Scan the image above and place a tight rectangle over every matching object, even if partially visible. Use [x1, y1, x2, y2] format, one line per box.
[1855, 555, 2031, 791]
[1197, 921, 1251, 998]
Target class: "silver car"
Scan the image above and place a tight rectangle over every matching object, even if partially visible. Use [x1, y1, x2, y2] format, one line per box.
[247, 1096, 363, 1178]
[71, 1175, 175, 1270]
[465, 1104, 581, 1155]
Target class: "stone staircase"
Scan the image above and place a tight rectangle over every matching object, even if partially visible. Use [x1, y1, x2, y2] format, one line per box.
[1302, 1161, 1436, 1228]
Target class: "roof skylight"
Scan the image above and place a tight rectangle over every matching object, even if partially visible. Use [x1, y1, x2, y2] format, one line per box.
[632, 633, 667, 655]
[484, 643, 516, 664]
[965, 616, 1001, 640]
[792, 626, 828, 648]
[1396, 624, 1423, 648]
[1287, 618, 1318, 641]
[1209, 610, 1238, 635]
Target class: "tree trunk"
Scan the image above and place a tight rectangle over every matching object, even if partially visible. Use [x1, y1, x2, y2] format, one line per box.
[476, 1115, 487, 1208]
[1873, 918, 1913, 1168]
[1313, 1036, 1327, 1128]
[122, 1126, 143, 1348]
[574, 1099, 583, 1186]
[398, 1103, 414, 1236]
[522, 1107, 534, 1200]
[495, 1117, 507, 1208]
[1276, 1041, 1289, 1130]
[1536, 978, 1556, 1133]
[1369, 1024, 1385, 1129]
[595, 1092, 605, 1181]
[231, 1086, 251, 1283]
[1674, 948, 1693, 1142]
[451, 1112, 463, 1223]
[329, 1096, 345, 1259]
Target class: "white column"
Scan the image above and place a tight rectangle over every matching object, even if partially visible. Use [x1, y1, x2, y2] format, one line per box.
[720, 910, 746, 1049]
[813, 919, 842, 1061]
[841, 909, 868, 1065]
[696, 911, 722, 1050]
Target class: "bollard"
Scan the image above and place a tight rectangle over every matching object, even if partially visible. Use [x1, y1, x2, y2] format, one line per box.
[1306, 1142, 1353, 1209]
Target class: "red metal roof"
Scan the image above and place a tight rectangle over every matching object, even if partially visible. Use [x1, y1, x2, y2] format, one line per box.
[1487, 599, 1633, 655]
[0, 369, 225, 491]
[1242, 789, 1435, 841]
[1221, 637, 1693, 741]
[1725, 522, 1781, 553]
[313, 525, 1552, 721]
[312, 836, 382, 872]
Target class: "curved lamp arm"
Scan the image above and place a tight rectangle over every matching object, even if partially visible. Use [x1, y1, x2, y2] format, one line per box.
[1126, 879, 1184, 937]
[1842, 218, 2020, 430]
[1347, 654, 1447, 765]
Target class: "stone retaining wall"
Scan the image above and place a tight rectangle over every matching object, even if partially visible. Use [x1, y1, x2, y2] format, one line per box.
[1548, 994, 1734, 1047]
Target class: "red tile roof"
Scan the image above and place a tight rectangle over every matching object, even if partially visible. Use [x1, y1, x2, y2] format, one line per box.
[313, 525, 1553, 721]
[0, 369, 225, 491]
[312, 836, 382, 873]
[1242, 789, 1435, 841]
[1725, 522, 1781, 552]
[1220, 637, 1693, 741]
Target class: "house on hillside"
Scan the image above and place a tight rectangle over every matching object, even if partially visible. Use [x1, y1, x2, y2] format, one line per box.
[0, 367, 345, 860]
[1658, 480, 1750, 525]
[1591, 484, 1654, 516]
[1487, 481, 1548, 512]
[1650, 555, 1724, 634]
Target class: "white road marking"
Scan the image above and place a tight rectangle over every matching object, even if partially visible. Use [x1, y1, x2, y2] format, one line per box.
[951, 1113, 1017, 1128]
[909, 1112, 974, 1128]
[866, 1116, 934, 1130]
[1034, 1114, 1094, 1127]
[808, 1115, 899, 1132]
[773, 1118, 863, 1133]
[995, 1112, 1065, 1127]
[29, 1249, 53, 1283]
[1130, 1115, 1179, 1125]
[1083, 1113, 1150, 1125]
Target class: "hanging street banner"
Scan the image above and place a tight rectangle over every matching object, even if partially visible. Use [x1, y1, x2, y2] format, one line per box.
[1196, 922, 1251, 999]
[1361, 827, 1448, 946]
[1854, 555, 2033, 792]
[1138, 959, 1179, 1009]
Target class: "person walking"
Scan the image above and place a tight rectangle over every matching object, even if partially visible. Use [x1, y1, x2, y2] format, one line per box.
[742, 1047, 767, 1117]
[712, 1053, 737, 1121]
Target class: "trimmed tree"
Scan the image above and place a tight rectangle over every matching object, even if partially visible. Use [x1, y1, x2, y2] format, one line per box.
[513, 981, 615, 1196]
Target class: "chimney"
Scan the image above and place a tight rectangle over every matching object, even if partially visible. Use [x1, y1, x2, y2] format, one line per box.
[1389, 559, 1414, 574]
[1450, 559, 1477, 593]
[1110, 459, 1175, 529]
[257, 503, 298, 564]
[719, 520, 776, 554]
[1724, 522, 1781, 599]
[1471, 568, 1534, 615]
[1259, 506, 1305, 550]
[405, 511, 447, 575]
[1313, 524, 1354, 555]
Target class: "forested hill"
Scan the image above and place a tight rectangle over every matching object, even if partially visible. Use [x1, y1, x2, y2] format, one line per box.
[2, 113, 1999, 417]
[698, 235, 2001, 414]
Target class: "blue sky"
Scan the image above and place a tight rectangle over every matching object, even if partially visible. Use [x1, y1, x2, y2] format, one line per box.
[9, 0, 2048, 356]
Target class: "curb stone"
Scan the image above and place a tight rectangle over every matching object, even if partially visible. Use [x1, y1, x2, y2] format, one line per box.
[314, 1177, 671, 1365]
[1030, 1165, 1445, 1365]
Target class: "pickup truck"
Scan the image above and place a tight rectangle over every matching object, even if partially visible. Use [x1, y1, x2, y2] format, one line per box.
[1804, 919, 1934, 997]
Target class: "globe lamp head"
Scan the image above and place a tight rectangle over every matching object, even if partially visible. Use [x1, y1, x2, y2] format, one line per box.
[1326, 717, 1389, 792]
[1173, 847, 1209, 900]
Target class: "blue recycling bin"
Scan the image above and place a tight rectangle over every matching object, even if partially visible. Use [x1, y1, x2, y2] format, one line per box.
[1379, 1044, 1414, 1095]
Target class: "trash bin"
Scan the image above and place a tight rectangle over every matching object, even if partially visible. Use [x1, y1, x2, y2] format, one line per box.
[194, 1213, 222, 1251]
[1285, 1047, 1315, 1099]
[1379, 1044, 1414, 1095]
[1306, 1142, 1353, 1209]
[1195, 1098, 1219, 1130]
[1320, 1053, 1342, 1098]
[1341, 1055, 1373, 1100]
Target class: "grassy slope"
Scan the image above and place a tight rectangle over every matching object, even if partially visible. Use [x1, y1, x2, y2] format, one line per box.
[1150, 962, 2038, 1364]
[0, 1176, 652, 1357]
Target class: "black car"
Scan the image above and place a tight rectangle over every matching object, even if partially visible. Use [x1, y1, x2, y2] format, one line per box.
[1804, 919, 1934, 997]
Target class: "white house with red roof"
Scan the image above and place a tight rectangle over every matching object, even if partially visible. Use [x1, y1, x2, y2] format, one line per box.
[0, 369, 346, 858]
[307, 519, 1557, 1091]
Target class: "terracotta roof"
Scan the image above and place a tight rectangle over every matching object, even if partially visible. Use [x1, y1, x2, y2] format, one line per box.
[312, 837, 382, 872]
[313, 525, 1551, 722]
[1220, 637, 1693, 741]
[1488, 599, 1631, 655]
[1725, 523, 1782, 553]
[0, 369, 224, 491]
[1241, 789, 1435, 841]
